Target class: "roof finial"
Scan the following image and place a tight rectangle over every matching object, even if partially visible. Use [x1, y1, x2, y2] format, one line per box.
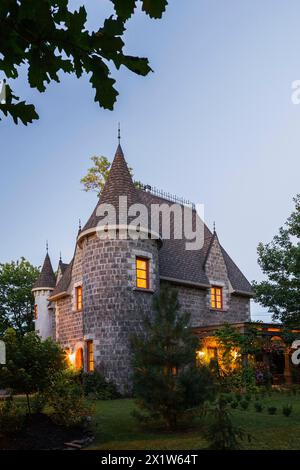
[213, 221, 216, 233]
[118, 122, 121, 144]
[59, 251, 62, 263]
[78, 219, 82, 232]
[46, 240, 48, 253]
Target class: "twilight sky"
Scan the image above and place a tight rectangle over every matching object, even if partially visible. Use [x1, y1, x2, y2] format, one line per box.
[1, 0, 300, 322]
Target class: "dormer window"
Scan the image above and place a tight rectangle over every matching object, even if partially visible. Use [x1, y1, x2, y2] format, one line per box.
[211, 286, 223, 310]
[136, 257, 149, 289]
[75, 286, 83, 311]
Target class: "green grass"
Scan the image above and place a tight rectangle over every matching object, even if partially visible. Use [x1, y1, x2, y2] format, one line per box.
[88, 393, 300, 450]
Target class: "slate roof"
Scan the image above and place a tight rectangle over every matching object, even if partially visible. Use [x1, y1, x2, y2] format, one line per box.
[52, 144, 253, 297]
[33, 253, 56, 289]
[221, 247, 253, 294]
[137, 189, 211, 286]
[82, 144, 141, 231]
[138, 190, 253, 294]
[58, 261, 69, 275]
[51, 259, 73, 297]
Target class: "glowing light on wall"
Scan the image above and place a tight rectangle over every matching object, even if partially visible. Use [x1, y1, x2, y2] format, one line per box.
[68, 352, 75, 365]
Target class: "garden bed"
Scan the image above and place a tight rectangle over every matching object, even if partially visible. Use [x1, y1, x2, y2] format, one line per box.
[0, 413, 91, 450]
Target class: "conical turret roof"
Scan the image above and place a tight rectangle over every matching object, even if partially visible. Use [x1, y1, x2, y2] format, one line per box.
[33, 253, 56, 290]
[82, 144, 142, 231]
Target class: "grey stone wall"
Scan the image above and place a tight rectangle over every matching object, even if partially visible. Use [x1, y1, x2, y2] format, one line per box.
[204, 236, 230, 311]
[165, 234, 251, 328]
[55, 245, 84, 351]
[55, 296, 84, 350]
[229, 294, 251, 322]
[204, 235, 250, 322]
[173, 283, 250, 326]
[81, 233, 160, 394]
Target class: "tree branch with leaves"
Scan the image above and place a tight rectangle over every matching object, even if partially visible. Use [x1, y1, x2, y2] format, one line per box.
[81, 155, 142, 196]
[0, 258, 39, 336]
[253, 194, 300, 327]
[0, 0, 169, 125]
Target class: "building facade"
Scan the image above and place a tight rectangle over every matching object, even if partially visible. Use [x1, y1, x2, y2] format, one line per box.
[32, 143, 253, 393]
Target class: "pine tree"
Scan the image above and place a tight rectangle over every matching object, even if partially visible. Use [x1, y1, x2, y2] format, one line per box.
[131, 286, 216, 430]
[205, 397, 251, 450]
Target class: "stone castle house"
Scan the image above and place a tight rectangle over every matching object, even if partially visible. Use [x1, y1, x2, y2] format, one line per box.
[32, 143, 253, 393]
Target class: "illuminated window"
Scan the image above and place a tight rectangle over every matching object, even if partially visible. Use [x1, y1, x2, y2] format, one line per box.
[211, 286, 223, 310]
[163, 366, 178, 376]
[136, 257, 149, 289]
[75, 286, 83, 311]
[34, 304, 38, 320]
[75, 348, 83, 370]
[86, 340, 94, 372]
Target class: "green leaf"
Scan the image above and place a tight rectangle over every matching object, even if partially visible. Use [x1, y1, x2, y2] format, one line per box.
[66, 6, 87, 35]
[141, 0, 168, 18]
[0, 0, 168, 124]
[0, 101, 39, 125]
[101, 16, 126, 37]
[0, 84, 39, 125]
[121, 55, 152, 75]
[27, 48, 48, 92]
[88, 57, 118, 110]
[111, 0, 137, 20]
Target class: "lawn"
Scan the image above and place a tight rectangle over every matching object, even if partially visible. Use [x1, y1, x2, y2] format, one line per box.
[88, 392, 300, 450]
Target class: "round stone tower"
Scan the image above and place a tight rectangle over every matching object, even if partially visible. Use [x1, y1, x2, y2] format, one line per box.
[32, 252, 56, 340]
[77, 144, 161, 394]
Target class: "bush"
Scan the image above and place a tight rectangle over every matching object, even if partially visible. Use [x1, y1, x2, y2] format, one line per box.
[31, 393, 47, 414]
[231, 401, 238, 409]
[240, 400, 249, 410]
[219, 393, 231, 404]
[282, 404, 292, 417]
[245, 394, 252, 402]
[268, 406, 277, 415]
[0, 397, 25, 436]
[254, 402, 263, 413]
[235, 392, 242, 402]
[219, 367, 256, 393]
[82, 371, 120, 400]
[46, 371, 94, 427]
[0, 329, 66, 414]
[226, 393, 233, 403]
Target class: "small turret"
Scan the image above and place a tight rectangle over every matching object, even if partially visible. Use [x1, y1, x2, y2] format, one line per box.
[56, 253, 68, 284]
[32, 250, 56, 340]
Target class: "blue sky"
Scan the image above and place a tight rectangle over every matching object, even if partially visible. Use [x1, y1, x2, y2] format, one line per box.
[1, 0, 300, 321]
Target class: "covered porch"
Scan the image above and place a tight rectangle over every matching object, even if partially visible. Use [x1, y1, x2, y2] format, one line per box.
[194, 322, 300, 386]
